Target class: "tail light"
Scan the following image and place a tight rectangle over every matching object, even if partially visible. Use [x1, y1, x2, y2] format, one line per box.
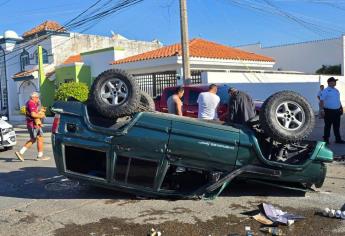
[52, 114, 60, 134]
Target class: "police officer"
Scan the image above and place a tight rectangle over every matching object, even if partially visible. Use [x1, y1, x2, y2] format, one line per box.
[319, 77, 344, 144]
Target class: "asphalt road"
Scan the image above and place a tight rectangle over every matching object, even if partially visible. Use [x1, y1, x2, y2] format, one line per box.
[0, 119, 344, 236]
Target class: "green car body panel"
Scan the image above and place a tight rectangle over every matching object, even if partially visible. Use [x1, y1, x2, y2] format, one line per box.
[51, 101, 333, 199]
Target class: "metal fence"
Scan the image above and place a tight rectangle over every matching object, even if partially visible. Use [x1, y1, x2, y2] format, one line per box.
[134, 71, 202, 98]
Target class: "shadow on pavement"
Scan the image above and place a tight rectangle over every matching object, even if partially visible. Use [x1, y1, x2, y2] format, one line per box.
[0, 166, 133, 200]
[0, 166, 306, 200]
[221, 180, 306, 197]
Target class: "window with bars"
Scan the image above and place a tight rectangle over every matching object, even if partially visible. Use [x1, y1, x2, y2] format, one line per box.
[34, 48, 49, 64]
[20, 50, 30, 71]
[134, 71, 202, 98]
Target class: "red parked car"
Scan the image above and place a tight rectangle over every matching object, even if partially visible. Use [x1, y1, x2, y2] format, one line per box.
[155, 84, 262, 121]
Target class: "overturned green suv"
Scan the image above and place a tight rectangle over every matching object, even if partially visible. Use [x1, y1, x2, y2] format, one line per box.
[51, 69, 333, 199]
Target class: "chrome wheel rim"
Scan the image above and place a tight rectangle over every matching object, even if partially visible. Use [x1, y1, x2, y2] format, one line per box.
[100, 78, 128, 106]
[275, 101, 305, 130]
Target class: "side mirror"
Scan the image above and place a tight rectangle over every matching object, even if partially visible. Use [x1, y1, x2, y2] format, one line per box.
[1, 116, 8, 121]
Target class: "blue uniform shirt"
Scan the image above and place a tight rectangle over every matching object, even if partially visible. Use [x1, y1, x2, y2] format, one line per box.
[320, 87, 341, 109]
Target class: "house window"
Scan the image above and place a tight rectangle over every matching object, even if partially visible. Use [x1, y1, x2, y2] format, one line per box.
[20, 50, 30, 71]
[34, 48, 49, 64]
[64, 79, 74, 83]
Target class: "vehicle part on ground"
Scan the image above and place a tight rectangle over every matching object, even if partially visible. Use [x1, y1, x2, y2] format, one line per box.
[259, 91, 315, 143]
[89, 69, 140, 119]
[137, 91, 155, 112]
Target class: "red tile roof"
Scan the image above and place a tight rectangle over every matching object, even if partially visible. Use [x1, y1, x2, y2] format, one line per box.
[12, 69, 55, 80]
[63, 54, 82, 64]
[23, 20, 66, 38]
[111, 38, 274, 64]
[12, 69, 37, 79]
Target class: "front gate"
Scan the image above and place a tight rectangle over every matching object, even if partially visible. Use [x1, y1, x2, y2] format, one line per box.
[134, 71, 202, 98]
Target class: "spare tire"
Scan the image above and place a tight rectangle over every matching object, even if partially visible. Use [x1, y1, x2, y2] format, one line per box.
[137, 91, 155, 112]
[89, 69, 140, 119]
[259, 91, 315, 143]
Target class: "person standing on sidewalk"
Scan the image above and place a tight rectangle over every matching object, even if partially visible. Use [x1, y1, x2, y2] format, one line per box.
[15, 92, 50, 161]
[317, 85, 324, 118]
[319, 77, 344, 144]
[167, 86, 184, 116]
[197, 84, 220, 120]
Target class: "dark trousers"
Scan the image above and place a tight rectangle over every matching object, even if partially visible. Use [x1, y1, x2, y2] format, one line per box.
[324, 108, 342, 141]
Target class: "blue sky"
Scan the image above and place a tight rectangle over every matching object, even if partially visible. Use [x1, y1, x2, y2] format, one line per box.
[1, 0, 345, 47]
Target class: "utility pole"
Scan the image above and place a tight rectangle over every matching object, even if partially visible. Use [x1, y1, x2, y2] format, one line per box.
[179, 0, 191, 85]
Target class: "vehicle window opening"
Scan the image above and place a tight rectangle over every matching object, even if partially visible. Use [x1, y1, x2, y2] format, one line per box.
[65, 146, 106, 178]
[161, 165, 222, 193]
[114, 156, 158, 188]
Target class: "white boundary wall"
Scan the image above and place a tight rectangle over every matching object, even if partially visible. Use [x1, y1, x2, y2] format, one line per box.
[238, 36, 345, 75]
[202, 71, 345, 111]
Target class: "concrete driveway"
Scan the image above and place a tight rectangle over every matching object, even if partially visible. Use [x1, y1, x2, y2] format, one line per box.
[0, 120, 344, 236]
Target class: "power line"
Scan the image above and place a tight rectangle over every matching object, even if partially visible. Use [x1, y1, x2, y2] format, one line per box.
[0, 0, 10, 8]
[4, 0, 145, 69]
[3, 0, 105, 61]
[227, 0, 345, 37]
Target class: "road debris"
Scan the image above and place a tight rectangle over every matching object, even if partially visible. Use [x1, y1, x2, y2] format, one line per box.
[260, 203, 305, 225]
[260, 227, 283, 236]
[322, 207, 345, 219]
[252, 213, 273, 225]
[244, 226, 254, 236]
[148, 228, 162, 236]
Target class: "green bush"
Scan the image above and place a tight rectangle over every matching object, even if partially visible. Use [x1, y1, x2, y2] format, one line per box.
[316, 64, 341, 75]
[55, 82, 89, 102]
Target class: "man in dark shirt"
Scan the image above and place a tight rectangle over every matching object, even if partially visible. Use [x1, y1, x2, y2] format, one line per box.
[227, 87, 256, 125]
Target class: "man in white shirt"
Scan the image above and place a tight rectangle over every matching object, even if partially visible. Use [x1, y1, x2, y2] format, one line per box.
[197, 84, 220, 120]
[319, 77, 344, 144]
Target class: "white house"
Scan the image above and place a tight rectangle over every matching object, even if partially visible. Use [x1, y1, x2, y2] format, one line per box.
[0, 20, 162, 121]
[111, 38, 275, 96]
[238, 35, 345, 75]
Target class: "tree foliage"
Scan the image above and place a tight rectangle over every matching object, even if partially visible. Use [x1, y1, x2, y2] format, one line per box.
[55, 82, 89, 102]
[316, 64, 341, 75]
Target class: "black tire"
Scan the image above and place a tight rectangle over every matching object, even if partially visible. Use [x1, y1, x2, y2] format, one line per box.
[89, 69, 140, 119]
[4, 146, 13, 151]
[137, 91, 155, 112]
[259, 91, 315, 143]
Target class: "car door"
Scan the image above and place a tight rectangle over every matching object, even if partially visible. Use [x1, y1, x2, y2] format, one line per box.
[157, 119, 239, 194]
[111, 114, 171, 191]
[167, 119, 239, 171]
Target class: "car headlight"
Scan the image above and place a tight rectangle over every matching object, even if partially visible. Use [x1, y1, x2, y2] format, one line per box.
[2, 127, 14, 134]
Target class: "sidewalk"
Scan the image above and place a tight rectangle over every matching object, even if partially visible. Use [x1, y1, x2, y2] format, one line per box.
[310, 116, 345, 156]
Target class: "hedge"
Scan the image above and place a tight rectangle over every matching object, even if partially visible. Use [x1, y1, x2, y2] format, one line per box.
[55, 82, 89, 102]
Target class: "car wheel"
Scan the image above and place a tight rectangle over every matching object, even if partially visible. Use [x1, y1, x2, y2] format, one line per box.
[4, 146, 13, 151]
[89, 69, 140, 119]
[259, 91, 315, 143]
[137, 91, 155, 112]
